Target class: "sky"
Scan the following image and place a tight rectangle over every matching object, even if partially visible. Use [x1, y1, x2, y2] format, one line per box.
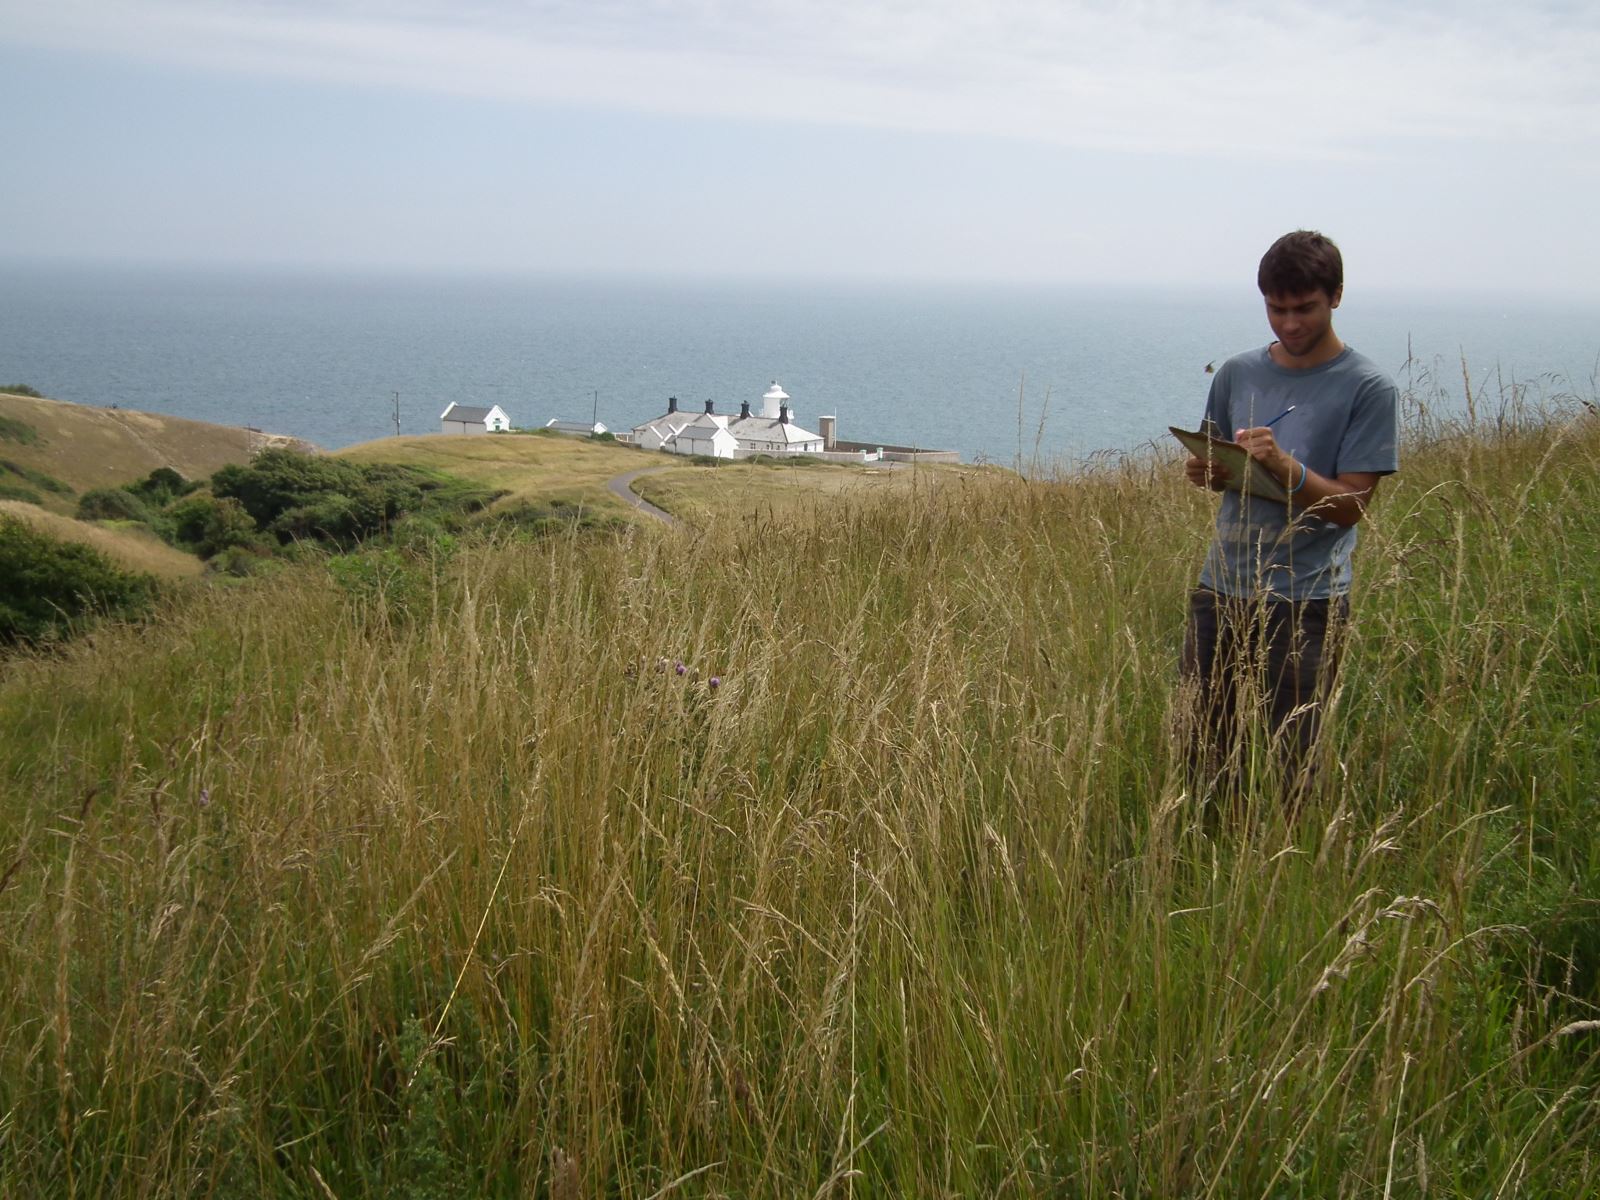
[1, 0, 1597, 295]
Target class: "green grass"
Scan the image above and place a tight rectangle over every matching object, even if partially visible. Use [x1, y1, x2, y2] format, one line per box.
[634, 457, 992, 525]
[336, 433, 673, 525]
[0, 401, 1596, 1196]
[0, 458, 74, 496]
[0, 413, 42, 444]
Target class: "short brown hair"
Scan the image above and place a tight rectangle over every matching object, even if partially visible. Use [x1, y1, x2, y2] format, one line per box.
[1258, 230, 1343, 299]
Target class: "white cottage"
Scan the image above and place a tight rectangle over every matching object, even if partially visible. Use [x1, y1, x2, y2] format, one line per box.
[440, 402, 511, 434]
[670, 404, 740, 459]
[634, 397, 699, 451]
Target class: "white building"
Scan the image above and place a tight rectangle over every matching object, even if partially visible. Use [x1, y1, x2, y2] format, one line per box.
[633, 397, 700, 451]
[629, 385, 824, 459]
[726, 405, 825, 455]
[440, 402, 511, 434]
[674, 411, 740, 458]
[543, 418, 609, 437]
[759, 380, 788, 418]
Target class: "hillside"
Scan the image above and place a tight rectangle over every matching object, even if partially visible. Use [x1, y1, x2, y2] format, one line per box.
[2, 405, 1596, 1196]
[335, 432, 981, 527]
[0, 389, 312, 515]
[631, 454, 994, 524]
[0, 391, 976, 567]
[335, 431, 668, 523]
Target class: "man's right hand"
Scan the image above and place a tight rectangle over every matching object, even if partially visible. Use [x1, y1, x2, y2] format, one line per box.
[1185, 454, 1231, 491]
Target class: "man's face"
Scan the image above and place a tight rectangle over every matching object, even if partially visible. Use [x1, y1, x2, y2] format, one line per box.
[1264, 286, 1342, 360]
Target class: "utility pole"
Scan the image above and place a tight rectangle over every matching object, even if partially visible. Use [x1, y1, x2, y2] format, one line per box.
[392, 391, 401, 438]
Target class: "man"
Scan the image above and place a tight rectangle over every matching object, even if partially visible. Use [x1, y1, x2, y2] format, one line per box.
[1181, 230, 1399, 810]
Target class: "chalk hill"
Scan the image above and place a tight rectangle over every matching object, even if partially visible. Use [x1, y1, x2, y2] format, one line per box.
[0, 389, 315, 516]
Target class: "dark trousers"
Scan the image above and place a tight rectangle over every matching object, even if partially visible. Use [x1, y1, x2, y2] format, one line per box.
[1179, 587, 1348, 810]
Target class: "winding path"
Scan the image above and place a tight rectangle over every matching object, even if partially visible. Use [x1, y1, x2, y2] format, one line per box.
[606, 466, 678, 526]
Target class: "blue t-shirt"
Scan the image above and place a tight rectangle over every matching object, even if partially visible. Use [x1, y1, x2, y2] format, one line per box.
[1198, 345, 1399, 600]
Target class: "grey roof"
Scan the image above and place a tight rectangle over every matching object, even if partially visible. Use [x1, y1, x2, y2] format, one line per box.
[727, 415, 823, 445]
[678, 412, 729, 431]
[634, 412, 696, 437]
[442, 403, 496, 422]
[545, 419, 606, 433]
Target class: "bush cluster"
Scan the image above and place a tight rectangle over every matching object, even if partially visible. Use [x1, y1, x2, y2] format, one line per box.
[71, 453, 500, 573]
[77, 466, 197, 528]
[0, 515, 158, 644]
[490, 497, 626, 538]
[211, 449, 498, 551]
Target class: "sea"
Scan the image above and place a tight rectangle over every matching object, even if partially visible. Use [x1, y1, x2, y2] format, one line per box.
[3, 261, 1596, 469]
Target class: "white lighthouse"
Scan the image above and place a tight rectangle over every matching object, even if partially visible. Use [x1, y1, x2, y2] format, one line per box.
[760, 381, 789, 420]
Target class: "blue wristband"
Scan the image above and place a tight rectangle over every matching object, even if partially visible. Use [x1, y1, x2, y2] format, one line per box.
[1288, 458, 1307, 495]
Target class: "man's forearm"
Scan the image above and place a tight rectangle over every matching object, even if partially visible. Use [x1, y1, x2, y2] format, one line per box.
[1276, 458, 1376, 527]
[1232, 426, 1379, 528]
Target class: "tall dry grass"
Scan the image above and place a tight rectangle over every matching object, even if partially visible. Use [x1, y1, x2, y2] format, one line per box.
[1, 388, 1597, 1197]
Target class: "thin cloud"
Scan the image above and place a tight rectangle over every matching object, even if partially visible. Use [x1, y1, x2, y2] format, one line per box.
[3, 0, 1597, 157]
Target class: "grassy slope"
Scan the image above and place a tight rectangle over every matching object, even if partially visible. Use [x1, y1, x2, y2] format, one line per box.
[335, 432, 675, 524]
[633, 456, 999, 525]
[0, 501, 203, 580]
[0, 391, 309, 516]
[335, 435, 981, 529]
[1, 411, 1597, 1197]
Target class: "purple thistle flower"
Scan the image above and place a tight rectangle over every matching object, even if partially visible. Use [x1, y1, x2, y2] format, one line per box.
[709, 676, 721, 690]
[675, 661, 687, 676]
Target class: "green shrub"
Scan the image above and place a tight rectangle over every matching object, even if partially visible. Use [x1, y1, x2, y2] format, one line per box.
[388, 1019, 460, 1200]
[327, 548, 426, 622]
[207, 544, 276, 578]
[212, 450, 369, 532]
[211, 449, 497, 551]
[0, 384, 43, 398]
[77, 486, 160, 525]
[747, 453, 822, 467]
[0, 482, 41, 504]
[389, 514, 458, 557]
[76, 469, 202, 537]
[126, 466, 197, 508]
[489, 497, 627, 538]
[0, 515, 158, 644]
[166, 494, 266, 559]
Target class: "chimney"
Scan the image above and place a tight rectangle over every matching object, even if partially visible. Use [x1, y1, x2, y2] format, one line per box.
[779, 405, 789, 424]
[667, 396, 677, 414]
[704, 399, 715, 414]
[740, 400, 751, 420]
[819, 414, 836, 450]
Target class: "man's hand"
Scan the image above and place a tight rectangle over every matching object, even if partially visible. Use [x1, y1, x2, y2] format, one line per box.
[1185, 454, 1231, 491]
[1234, 426, 1294, 482]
